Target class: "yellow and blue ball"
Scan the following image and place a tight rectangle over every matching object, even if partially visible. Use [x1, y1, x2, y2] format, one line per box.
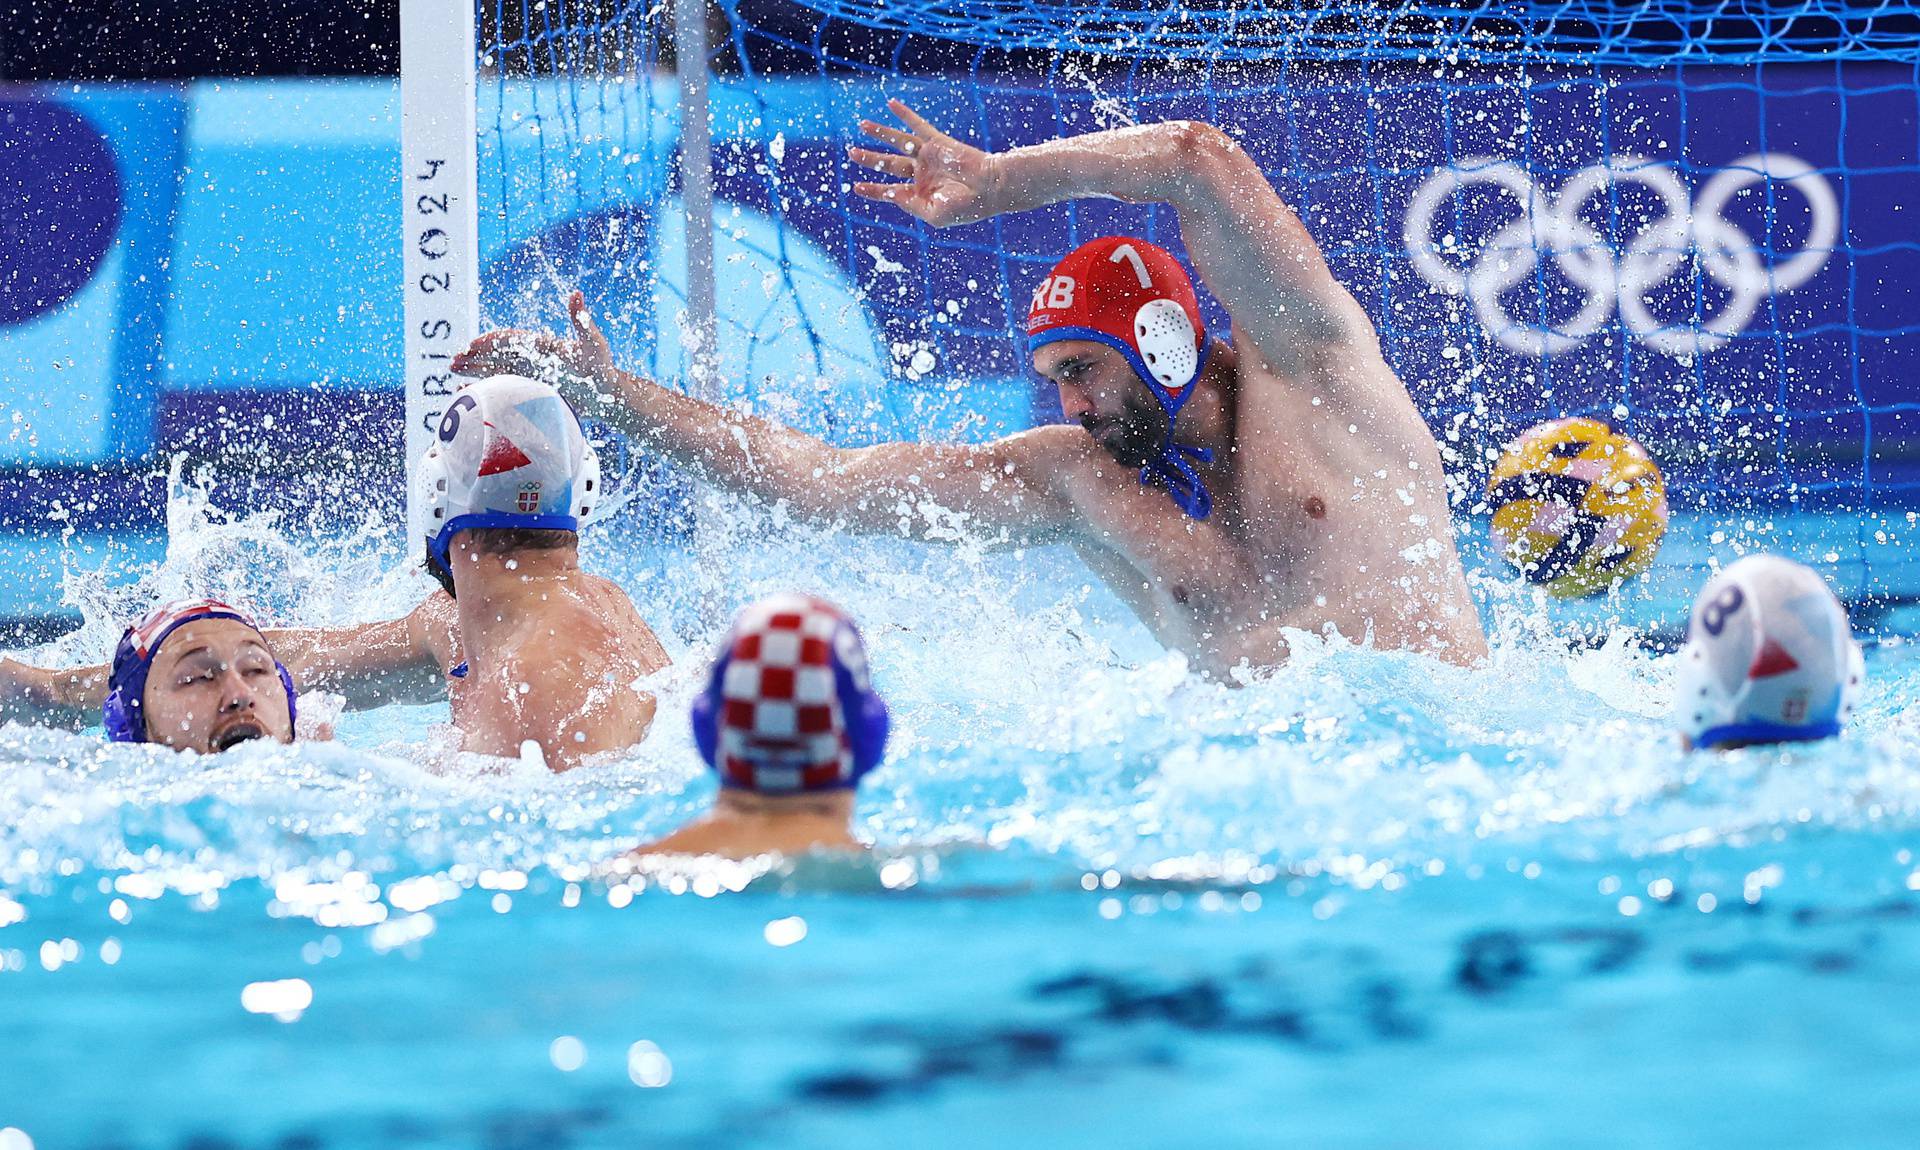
[1487, 416, 1668, 598]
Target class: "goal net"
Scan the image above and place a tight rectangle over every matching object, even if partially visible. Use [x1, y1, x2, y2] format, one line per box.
[450, 0, 1920, 621]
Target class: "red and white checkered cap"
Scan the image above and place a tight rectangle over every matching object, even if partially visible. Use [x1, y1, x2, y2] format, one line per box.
[126, 598, 260, 660]
[715, 593, 863, 793]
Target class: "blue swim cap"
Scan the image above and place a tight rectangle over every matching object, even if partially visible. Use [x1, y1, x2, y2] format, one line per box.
[102, 599, 298, 743]
[689, 594, 889, 793]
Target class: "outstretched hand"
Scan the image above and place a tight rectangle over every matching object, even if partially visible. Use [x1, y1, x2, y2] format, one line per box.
[450, 291, 621, 417]
[849, 99, 1002, 227]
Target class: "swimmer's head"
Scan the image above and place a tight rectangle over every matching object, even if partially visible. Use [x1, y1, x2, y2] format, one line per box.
[414, 374, 602, 596]
[1026, 236, 1209, 465]
[104, 599, 298, 753]
[1675, 555, 1865, 751]
[690, 594, 890, 794]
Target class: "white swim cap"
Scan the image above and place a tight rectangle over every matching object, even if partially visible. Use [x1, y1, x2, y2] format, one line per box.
[1675, 554, 1864, 750]
[414, 374, 601, 582]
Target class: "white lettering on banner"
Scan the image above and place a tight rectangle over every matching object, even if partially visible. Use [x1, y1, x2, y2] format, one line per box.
[400, 0, 479, 547]
[1402, 153, 1837, 358]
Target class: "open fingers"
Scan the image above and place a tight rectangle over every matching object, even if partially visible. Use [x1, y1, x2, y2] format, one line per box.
[887, 99, 940, 137]
[851, 181, 914, 205]
[848, 146, 914, 178]
[449, 331, 519, 373]
[449, 348, 525, 377]
[451, 331, 561, 375]
[858, 118, 919, 153]
[449, 350, 505, 376]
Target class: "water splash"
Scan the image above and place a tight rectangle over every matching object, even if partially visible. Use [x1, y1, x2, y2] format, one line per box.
[3, 473, 1916, 908]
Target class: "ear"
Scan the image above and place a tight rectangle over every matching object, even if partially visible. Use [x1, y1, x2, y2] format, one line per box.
[835, 658, 890, 778]
[277, 664, 299, 729]
[102, 688, 139, 744]
[849, 692, 891, 778]
[689, 651, 729, 770]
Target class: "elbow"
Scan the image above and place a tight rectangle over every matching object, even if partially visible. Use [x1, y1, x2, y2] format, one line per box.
[1168, 120, 1246, 173]
[1165, 120, 1257, 202]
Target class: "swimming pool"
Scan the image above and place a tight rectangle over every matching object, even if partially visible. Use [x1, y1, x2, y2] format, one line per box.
[3, 493, 1919, 1148]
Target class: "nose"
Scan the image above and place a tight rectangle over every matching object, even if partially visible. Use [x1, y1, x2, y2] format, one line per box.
[1057, 382, 1096, 423]
[217, 666, 259, 714]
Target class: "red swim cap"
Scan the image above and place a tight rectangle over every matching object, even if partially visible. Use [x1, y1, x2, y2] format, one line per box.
[1025, 236, 1208, 406]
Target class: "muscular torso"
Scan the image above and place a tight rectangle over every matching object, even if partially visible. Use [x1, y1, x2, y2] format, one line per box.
[1058, 333, 1485, 677]
[436, 574, 670, 767]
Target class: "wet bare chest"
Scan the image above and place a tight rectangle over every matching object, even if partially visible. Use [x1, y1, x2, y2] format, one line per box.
[1073, 488, 1308, 625]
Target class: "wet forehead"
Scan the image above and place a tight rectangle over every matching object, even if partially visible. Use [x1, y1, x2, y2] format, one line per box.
[152, 618, 270, 671]
[1032, 338, 1109, 375]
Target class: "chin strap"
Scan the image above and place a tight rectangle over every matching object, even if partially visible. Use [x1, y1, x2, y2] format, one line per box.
[1141, 441, 1214, 521]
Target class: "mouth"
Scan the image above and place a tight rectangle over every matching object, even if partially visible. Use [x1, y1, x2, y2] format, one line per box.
[212, 722, 267, 752]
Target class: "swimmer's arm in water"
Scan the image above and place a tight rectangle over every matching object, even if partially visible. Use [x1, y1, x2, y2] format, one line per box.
[851, 104, 1370, 372]
[0, 658, 110, 729]
[266, 595, 457, 710]
[452, 296, 1081, 547]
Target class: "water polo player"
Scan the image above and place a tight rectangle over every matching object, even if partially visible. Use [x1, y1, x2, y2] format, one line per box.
[1, 377, 666, 769]
[1676, 555, 1865, 751]
[454, 106, 1486, 676]
[0, 598, 298, 753]
[269, 373, 670, 769]
[630, 594, 889, 859]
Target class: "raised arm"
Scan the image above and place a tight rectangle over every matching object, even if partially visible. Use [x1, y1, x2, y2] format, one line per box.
[852, 103, 1370, 372]
[266, 594, 457, 711]
[450, 292, 1079, 548]
[0, 658, 109, 730]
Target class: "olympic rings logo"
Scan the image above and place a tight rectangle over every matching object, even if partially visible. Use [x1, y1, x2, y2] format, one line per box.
[1403, 154, 1837, 358]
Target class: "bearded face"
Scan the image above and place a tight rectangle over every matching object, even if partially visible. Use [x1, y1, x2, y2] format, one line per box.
[1033, 340, 1174, 467]
[1078, 385, 1172, 468]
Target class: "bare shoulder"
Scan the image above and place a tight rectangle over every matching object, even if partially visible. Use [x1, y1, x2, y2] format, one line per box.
[998, 422, 1091, 458]
[466, 633, 659, 767]
[628, 819, 734, 860]
[406, 591, 461, 667]
[580, 575, 671, 670]
[1009, 422, 1148, 505]
[1233, 325, 1422, 431]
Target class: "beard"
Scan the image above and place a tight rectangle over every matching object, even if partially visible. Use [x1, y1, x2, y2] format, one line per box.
[1079, 390, 1172, 469]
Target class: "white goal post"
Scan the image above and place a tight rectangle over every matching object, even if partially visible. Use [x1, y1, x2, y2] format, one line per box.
[399, 0, 719, 547]
[399, 0, 481, 551]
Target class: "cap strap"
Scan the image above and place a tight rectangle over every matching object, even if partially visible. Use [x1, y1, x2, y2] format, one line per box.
[1142, 442, 1215, 521]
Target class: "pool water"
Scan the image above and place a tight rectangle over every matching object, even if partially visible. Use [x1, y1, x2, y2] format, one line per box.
[3, 490, 1920, 1148]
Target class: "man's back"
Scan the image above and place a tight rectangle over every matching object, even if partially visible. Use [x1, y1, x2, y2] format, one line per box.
[450, 571, 668, 768]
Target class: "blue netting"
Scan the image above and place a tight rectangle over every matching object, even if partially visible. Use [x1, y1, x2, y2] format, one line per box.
[774, 0, 1920, 67]
[477, 0, 1920, 602]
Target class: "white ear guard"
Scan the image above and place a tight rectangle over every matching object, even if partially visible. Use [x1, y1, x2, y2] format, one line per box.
[1134, 298, 1201, 392]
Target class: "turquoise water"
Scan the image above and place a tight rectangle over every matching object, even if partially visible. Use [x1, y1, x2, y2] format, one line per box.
[3, 486, 1920, 1147]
